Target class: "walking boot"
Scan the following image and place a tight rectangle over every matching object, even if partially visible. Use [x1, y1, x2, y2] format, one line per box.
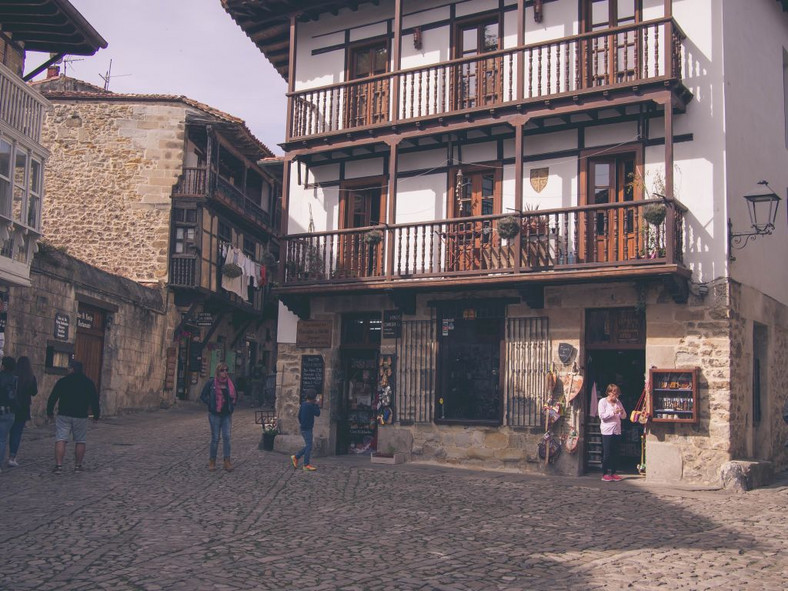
[208, 458, 216, 472]
[223, 458, 234, 472]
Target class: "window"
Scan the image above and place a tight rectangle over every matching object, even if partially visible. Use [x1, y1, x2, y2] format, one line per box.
[0, 138, 11, 218]
[583, 0, 641, 85]
[243, 236, 256, 259]
[13, 149, 27, 224]
[28, 158, 41, 228]
[218, 221, 232, 243]
[454, 16, 501, 109]
[346, 40, 389, 128]
[173, 207, 197, 254]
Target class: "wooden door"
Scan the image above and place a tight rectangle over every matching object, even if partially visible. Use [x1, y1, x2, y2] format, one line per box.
[584, 0, 639, 87]
[338, 181, 385, 278]
[454, 18, 501, 109]
[448, 169, 500, 271]
[586, 155, 638, 262]
[346, 41, 389, 128]
[75, 305, 105, 391]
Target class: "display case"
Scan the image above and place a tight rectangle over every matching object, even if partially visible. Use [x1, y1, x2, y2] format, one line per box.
[649, 368, 699, 424]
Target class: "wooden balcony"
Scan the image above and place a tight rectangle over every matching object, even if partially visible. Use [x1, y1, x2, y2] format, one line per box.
[172, 167, 273, 229]
[0, 62, 48, 144]
[279, 199, 690, 300]
[287, 17, 686, 143]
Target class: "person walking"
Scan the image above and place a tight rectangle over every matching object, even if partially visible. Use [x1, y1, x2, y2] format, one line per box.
[0, 357, 17, 471]
[598, 383, 626, 482]
[7, 356, 37, 467]
[200, 362, 237, 472]
[46, 360, 100, 474]
[291, 389, 321, 471]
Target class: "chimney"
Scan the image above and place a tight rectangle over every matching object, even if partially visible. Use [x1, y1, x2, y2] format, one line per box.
[47, 65, 60, 79]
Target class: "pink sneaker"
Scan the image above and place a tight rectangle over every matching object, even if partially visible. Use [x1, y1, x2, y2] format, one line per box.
[610, 474, 623, 481]
[601, 474, 614, 482]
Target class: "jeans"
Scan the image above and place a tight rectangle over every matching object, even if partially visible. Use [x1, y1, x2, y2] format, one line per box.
[295, 429, 313, 465]
[0, 413, 14, 466]
[208, 413, 232, 459]
[9, 418, 25, 456]
[601, 433, 621, 475]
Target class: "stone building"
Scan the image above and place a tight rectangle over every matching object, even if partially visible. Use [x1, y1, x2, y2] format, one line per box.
[0, 0, 105, 357]
[6, 246, 171, 419]
[224, 0, 788, 486]
[31, 73, 282, 405]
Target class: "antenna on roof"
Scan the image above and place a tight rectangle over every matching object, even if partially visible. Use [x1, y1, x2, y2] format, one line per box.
[98, 59, 131, 91]
[62, 56, 83, 77]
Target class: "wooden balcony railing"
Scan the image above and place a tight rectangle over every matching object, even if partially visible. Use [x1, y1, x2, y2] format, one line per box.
[289, 17, 685, 140]
[0, 62, 48, 143]
[170, 256, 197, 287]
[172, 167, 273, 228]
[173, 167, 207, 196]
[281, 199, 686, 287]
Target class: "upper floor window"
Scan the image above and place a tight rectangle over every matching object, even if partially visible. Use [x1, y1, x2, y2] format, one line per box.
[454, 16, 501, 109]
[243, 236, 256, 259]
[583, 0, 640, 85]
[173, 207, 197, 254]
[218, 220, 232, 243]
[0, 136, 41, 232]
[345, 40, 389, 128]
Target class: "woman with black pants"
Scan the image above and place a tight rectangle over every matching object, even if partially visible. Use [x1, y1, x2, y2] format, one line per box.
[598, 383, 626, 482]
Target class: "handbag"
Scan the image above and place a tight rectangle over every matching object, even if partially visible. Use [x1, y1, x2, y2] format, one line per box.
[629, 384, 650, 425]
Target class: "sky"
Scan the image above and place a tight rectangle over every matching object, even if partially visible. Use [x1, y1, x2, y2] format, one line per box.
[26, 0, 288, 154]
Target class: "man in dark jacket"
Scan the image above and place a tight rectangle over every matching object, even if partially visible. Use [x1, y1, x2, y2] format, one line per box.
[47, 360, 100, 473]
[0, 356, 17, 472]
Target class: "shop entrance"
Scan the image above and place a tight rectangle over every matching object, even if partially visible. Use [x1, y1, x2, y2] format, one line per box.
[584, 308, 645, 473]
[336, 313, 381, 455]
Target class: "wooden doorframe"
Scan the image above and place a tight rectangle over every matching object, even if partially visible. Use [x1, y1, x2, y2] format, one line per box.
[578, 144, 643, 262]
[578, 0, 643, 87]
[451, 12, 503, 109]
[75, 304, 106, 392]
[337, 176, 387, 277]
[345, 37, 390, 128]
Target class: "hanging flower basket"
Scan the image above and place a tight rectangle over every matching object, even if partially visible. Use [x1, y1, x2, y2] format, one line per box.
[364, 229, 384, 246]
[261, 252, 277, 268]
[643, 203, 667, 226]
[496, 216, 521, 240]
[222, 262, 243, 278]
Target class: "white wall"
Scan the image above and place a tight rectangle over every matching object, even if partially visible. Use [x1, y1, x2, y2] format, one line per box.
[721, 0, 788, 304]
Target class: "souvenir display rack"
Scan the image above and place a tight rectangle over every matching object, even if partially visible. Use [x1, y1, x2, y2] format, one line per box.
[649, 368, 699, 424]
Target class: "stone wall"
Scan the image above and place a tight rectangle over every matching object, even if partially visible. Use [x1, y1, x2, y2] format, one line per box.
[274, 278, 787, 484]
[4, 247, 176, 420]
[40, 100, 188, 284]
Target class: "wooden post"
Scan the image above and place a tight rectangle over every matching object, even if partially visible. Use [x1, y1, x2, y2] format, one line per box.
[663, 94, 675, 261]
[285, 15, 298, 141]
[385, 139, 399, 280]
[391, 0, 402, 123]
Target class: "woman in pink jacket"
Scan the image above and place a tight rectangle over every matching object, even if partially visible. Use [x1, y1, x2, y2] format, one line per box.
[597, 384, 626, 482]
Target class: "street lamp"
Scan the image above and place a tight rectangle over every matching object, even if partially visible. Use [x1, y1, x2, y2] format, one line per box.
[728, 181, 781, 260]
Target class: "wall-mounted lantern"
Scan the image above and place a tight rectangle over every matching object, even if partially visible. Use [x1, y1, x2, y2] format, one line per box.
[728, 180, 782, 260]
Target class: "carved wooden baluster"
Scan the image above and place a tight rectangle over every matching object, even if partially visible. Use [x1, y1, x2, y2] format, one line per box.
[564, 41, 570, 92]
[528, 48, 534, 98]
[409, 70, 415, 119]
[655, 24, 660, 77]
[644, 26, 649, 78]
[537, 46, 543, 96]
[546, 43, 552, 94]
[604, 35, 609, 86]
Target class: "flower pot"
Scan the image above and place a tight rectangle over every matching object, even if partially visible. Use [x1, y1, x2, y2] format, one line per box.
[260, 432, 277, 451]
[370, 452, 407, 465]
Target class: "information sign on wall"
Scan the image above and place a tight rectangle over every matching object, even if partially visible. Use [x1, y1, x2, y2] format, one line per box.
[382, 310, 401, 339]
[54, 313, 69, 340]
[300, 354, 324, 406]
[296, 320, 332, 348]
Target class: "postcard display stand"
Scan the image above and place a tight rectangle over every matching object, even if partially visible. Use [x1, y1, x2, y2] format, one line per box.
[649, 368, 699, 424]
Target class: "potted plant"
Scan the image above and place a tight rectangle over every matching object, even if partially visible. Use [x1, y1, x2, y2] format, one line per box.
[643, 202, 667, 226]
[496, 216, 521, 241]
[260, 416, 279, 451]
[364, 229, 384, 246]
[222, 262, 243, 278]
[522, 203, 548, 235]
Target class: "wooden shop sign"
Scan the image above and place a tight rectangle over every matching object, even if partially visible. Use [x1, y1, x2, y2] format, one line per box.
[296, 320, 332, 348]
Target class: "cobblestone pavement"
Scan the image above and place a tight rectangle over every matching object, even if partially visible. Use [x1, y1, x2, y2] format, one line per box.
[0, 404, 785, 591]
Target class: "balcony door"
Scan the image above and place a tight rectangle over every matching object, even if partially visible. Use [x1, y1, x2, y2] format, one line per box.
[583, 0, 640, 86]
[338, 179, 385, 278]
[453, 17, 501, 110]
[583, 153, 639, 263]
[346, 40, 389, 129]
[448, 168, 501, 271]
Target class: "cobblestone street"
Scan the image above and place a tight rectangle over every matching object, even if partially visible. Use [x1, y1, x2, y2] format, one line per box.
[0, 404, 785, 591]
